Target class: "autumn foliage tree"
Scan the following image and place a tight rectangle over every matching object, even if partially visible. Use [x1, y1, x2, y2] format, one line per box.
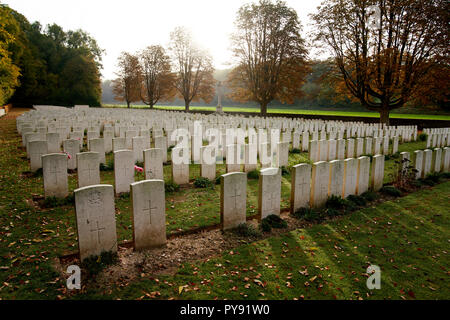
[0, 6, 21, 105]
[227, 0, 309, 116]
[169, 26, 215, 112]
[139, 45, 175, 109]
[312, 0, 449, 124]
[112, 52, 141, 108]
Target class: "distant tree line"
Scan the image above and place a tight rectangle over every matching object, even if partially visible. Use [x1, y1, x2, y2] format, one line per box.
[0, 4, 103, 107]
[111, 0, 448, 123]
[112, 27, 215, 111]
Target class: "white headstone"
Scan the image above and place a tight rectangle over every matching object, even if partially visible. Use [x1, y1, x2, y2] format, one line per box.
[329, 160, 345, 197]
[77, 152, 100, 188]
[343, 158, 357, 198]
[356, 156, 370, 195]
[310, 161, 330, 208]
[29, 140, 48, 172]
[290, 163, 311, 213]
[63, 139, 80, 170]
[258, 168, 281, 219]
[114, 150, 134, 194]
[221, 172, 247, 230]
[131, 179, 166, 250]
[42, 153, 68, 198]
[370, 154, 385, 191]
[74, 184, 118, 261]
[144, 148, 164, 180]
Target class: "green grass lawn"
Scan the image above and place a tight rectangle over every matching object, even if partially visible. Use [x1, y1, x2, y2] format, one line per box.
[103, 104, 450, 121]
[108, 181, 449, 300]
[0, 110, 448, 299]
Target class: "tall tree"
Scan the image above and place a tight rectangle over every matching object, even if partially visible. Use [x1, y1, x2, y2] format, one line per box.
[139, 45, 175, 109]
[311, 0, 449, 124]
[0, 5, 21, 105]
[112, 52, 141, 108]
[228, 0, 309, 116]
[169, 26, 215, 112]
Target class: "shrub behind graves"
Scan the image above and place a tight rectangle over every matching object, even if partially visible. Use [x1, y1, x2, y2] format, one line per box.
[380, 186, 402, 197]
[347, 194, 367, 207]
[292, 207, 321, 222]
[100, 158, 114, 171]
[247, 169, 260, 179]
[261, 214, 288, 232]
[280, 166, 290, 176]
[325, 195, 348, 210]
[41, 194, 75, 208]
[422, 172, 441, 186]
[290, 148, 301, 154]
[194, 177, 213, 188]
[232, 223, 262, 238]
[323, 207, 340, 217]
[418, 133, 428, 141]
[361, 191, 377, 202]
[165, 181, 180, 193]
[81, 251, 118, 277]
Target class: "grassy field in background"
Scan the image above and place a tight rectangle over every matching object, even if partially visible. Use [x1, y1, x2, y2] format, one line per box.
[102, 104, 450, 121]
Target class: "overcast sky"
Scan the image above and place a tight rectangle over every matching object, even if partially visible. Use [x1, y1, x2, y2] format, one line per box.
[6, 0, 323, 80]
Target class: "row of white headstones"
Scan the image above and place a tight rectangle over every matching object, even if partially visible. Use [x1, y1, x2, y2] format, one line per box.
[73, 145, 450, 261]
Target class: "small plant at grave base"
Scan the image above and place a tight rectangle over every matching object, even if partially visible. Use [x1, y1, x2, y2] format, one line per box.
[292, 207, 321, 222]
[418, 133, 428, 141]
[32, 168, 43, 177]
[231, 223, 262, 238]
[347, 194, 367, 207]
[380, 186, 402, 197]
[247, 169, 260, 179]
[119, 192, 130, 199]
[81, 251, 118, 277]
[325, 195, 348, 210]
[165, 181, 180, 193]
[385, 152, 400, 161]
[389, 157, 417, 190]
[215, 176, 221, 185]
[361, 191, 377, 202]
[280, 166, 290, 176]
[440, 172, 450, 179]
[41, 194, 74, 208]
[421, 172, 441, 186]
[193, 177, 213, 188]
[323, 207, 340, 218]
[261, 214, 288, 232]
[135, 161, 144, 168]
[290, 148, 301, 154]
[100, 158, 114, 171]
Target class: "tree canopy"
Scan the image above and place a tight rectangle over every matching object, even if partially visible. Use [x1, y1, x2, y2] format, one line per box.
[311, 0, 449, 124]
[227, 0, 309, 116]
[0, 5, 103, 107]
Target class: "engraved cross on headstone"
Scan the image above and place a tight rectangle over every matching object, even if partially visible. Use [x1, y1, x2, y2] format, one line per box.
[142, 199, 157, 224]
[229, 187, 243, 211]
[84, 165, 97, 178]
[266, 192, 278, 212]
[90, 220, 105, 245]
[49, 164, 61, 184]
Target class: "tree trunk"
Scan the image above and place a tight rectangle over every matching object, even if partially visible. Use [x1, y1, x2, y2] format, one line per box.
[127, 101, 130, 108]
[149, 103, 154, 109]
[379, 108, 390, 126]
[185, 100, 190, 112]
[260, 102, 268, 117]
